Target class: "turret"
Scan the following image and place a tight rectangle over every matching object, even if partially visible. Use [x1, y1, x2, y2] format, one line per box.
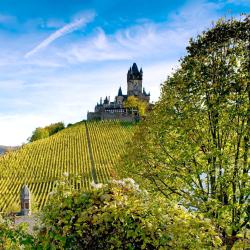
[104, 96, 109, 104]
[118, 87, 123, 96]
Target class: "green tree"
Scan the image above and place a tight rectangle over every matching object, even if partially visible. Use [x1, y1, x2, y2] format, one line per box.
[29, 127, 49, 142]
[124, 96, 148, 116]
[45, 122, 65, 136]
[29, 122, 65, 142]
[122, 17, 250, 249]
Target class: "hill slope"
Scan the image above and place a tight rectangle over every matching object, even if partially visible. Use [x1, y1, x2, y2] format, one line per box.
[0, 121, 135, 212]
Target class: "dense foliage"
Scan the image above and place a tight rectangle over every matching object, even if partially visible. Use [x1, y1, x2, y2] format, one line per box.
[0, 121, 134, 212]
[124, 96, 149, 116]
[36, 178, 220, 249]
[122, 17, 250, 249]
[0, 215, 34, 249]
[29, 122, 65, 142]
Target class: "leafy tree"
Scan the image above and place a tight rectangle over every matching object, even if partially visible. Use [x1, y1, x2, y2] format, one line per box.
[36, 177, 220, 249]
[29, 127, 49, 142]
[124, 96, 148, 116]
[122, 17, 250, 249]
[29, 122, 65, 142]
[45, 122, 65, 136]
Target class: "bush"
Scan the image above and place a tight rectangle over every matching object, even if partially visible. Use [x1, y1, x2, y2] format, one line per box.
[29, 127, 49, 142]
[37, 178, 221, 249]
[45, 122, 65, 136]
[0, 215, 35, 249]
[29, 122, 65, 142]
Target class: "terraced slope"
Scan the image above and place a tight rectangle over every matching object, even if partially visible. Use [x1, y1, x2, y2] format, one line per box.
[0, 121, 135, 212]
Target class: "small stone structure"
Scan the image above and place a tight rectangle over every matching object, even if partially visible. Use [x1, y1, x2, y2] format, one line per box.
[20, 185, 31, 216]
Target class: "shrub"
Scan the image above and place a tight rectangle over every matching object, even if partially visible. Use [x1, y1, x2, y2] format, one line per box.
[29, 127, 49, 142]
[37, 178, 221, 249]
[45, 122, 65, 136]
[0, 215, 35, 249]
[29, 122, 65, 142]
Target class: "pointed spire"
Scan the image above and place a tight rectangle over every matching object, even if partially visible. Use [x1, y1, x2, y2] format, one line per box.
[104, 96, 109, 104]
[132, 63, 139, 73]
[118, 86, 123, 96]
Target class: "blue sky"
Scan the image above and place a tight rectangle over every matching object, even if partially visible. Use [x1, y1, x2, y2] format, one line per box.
[0, 0, 249, 145]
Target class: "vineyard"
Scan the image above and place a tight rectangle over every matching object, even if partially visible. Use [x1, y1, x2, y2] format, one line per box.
[0, 121, 135, 212]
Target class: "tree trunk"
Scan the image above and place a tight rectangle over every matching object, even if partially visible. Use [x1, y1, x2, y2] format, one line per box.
[225, 234, 238, 250]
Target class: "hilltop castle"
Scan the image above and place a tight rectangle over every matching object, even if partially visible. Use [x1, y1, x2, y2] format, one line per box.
[87, 63, 150, 121]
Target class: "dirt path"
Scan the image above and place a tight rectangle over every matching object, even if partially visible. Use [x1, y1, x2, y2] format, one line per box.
[84, 121, 98, 184]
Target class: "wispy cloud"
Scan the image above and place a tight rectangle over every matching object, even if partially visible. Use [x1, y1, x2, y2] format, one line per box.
[57, 1, 222, 64]
[24, 11, 95, 58]
[58, 23, 188, 63]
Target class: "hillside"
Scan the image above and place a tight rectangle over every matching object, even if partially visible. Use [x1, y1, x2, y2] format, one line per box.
[0, 121, 135, 212]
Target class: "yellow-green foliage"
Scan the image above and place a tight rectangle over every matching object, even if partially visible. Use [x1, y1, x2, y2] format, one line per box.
[0, 121, 135, 212]
[0, 215, 35, 249]
[37, 178, 221, 249]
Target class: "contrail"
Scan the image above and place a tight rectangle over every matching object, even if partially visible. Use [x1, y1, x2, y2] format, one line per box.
[25, 12, 95, 58]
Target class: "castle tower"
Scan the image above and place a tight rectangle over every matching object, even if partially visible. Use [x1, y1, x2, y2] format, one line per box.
[127, 63, 143, 96]
[20, 185, 31, 216]
[116, 86, 124, 104]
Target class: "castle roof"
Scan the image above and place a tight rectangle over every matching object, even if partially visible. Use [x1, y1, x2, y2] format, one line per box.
[131, 63, 139, 73]
[127, 62, 143, 81]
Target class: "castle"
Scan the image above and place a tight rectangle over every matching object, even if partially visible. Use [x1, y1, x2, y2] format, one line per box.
[87, 63, 150, 121]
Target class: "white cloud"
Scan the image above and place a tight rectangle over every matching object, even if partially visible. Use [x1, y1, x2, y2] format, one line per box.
[24, 11, 95, 58]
